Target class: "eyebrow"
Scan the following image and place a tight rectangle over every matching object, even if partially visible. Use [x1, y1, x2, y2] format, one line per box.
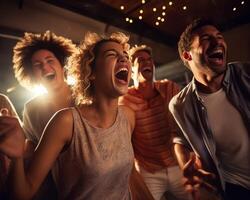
[103, 49, 128, 55]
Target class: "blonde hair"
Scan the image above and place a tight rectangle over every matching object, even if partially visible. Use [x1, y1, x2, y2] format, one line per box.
[67, 32, 130, 105]
[13, 30, 76, 89]
[129, 44, 153, 87]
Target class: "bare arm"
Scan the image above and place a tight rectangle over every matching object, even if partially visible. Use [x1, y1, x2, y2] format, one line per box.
[8, 108, 73, 199]
[174, 143, 191, 169]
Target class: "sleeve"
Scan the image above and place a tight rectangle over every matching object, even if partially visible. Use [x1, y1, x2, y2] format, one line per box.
[168, 96, 191, 149]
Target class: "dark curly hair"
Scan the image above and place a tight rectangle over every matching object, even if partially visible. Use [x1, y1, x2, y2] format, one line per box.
[13, 30, 76, 89]
[67, 32, 130, 105]
[178, 18, 218, 67]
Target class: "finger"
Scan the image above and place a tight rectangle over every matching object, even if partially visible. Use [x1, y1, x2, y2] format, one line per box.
[0, 108, 9, 116]
[183, 153, 196, 177]
[197, 169, 216, 179]
[124, 94, 145, 104]
[193, 175, 218, 193]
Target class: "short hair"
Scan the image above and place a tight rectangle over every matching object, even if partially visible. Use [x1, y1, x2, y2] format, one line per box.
[129, 44, 153, 63]
[67, 32, 130, 105]
[13, 30, 76, 89]
[178, 18, 218, 67]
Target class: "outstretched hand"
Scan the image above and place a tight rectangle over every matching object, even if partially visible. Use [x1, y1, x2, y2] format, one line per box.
[0, 109, 25, 159]
[182, 153, 217, 200]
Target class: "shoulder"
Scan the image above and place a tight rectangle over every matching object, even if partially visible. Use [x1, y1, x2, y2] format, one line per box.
[227, 61, 250, 75]
[51, 108, 74, 125]
[169, 82, 193, 113]
[45, 107, 74, 142]
[24, 95, 48, 111]
[155, 79, 180, 93]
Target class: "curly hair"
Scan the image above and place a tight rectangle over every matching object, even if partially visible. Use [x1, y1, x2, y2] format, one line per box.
[13, 30, 76, 89]
[67, 32, 130, 105]
[178, 18, 218, 67]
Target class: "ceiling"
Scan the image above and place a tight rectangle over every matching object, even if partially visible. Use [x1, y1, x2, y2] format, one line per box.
[42, 0, 250, 47]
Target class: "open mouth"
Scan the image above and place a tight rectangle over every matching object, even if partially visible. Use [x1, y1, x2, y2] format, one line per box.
[115, 68, 129, 82]
[208, 49, 224, 60]
[43, 72, 56, 81]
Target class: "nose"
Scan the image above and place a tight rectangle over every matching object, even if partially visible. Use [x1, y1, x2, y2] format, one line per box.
[39, 62, 53, 75]
[210, 36, 221, 46]
[118, 54, 129, 63]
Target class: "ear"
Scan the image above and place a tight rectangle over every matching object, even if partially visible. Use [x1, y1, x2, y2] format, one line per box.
[182, 51, 192, 61]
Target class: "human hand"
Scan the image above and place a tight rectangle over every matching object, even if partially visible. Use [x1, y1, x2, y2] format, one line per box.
[0, 109, 25, 158]
[182, 153, 217, 200]
[119, 93, 147, 111]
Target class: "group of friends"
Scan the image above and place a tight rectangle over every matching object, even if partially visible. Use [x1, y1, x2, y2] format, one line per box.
[0, 18, 249, 200]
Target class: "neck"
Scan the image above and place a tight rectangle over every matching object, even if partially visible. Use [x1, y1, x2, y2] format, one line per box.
[82, 96, 119, 128]
[195, 72, 225, 93]
[47, 84, 72, 108]
[137, 81, 158, 100]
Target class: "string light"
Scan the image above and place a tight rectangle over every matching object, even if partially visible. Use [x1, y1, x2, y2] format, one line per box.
[125, 17, 129, 22]
[157, 16, 161, 20]
[162, 5, 166, 10]
[120, 5, 124, 10]
[153, 8, 157, 12]
[183, 6, 187, 10]
[162, 12, 166, 16]
[142, 0, 145, 4]
[129, 19, 133, 23]
[140, 9, 143, 14]
[139, 15, 143, 20]
[155, 21, 159, 26]
[241, 1, 244, 5]
[233, 7, 237, 11]
[169, 1, 173, 6]
[161, 18, 165, 22]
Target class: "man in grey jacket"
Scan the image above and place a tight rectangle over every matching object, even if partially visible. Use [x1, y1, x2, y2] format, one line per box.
[169, 18, 250, 200]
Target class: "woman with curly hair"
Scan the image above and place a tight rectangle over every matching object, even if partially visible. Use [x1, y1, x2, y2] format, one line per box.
[1, 31, 135, 199]
[13, 30, 76, 146]
[10, 30, 76, 199]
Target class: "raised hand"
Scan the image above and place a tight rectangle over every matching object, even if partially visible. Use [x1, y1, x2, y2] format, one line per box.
[0, 110, 25, 158]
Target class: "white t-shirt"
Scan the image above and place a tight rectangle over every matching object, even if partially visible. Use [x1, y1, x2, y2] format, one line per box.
[199, 88, 250, 189]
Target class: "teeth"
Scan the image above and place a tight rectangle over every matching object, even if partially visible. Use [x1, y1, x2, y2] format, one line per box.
[44, 72, 55, 77]
[116, 67, 128, 74]
[209, 49, 223, 55]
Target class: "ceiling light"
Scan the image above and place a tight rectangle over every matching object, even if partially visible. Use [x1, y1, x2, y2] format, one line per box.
[120, 5, 124, 10]
[169, 1, 173, 6]
[153, 8, 157, 12]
